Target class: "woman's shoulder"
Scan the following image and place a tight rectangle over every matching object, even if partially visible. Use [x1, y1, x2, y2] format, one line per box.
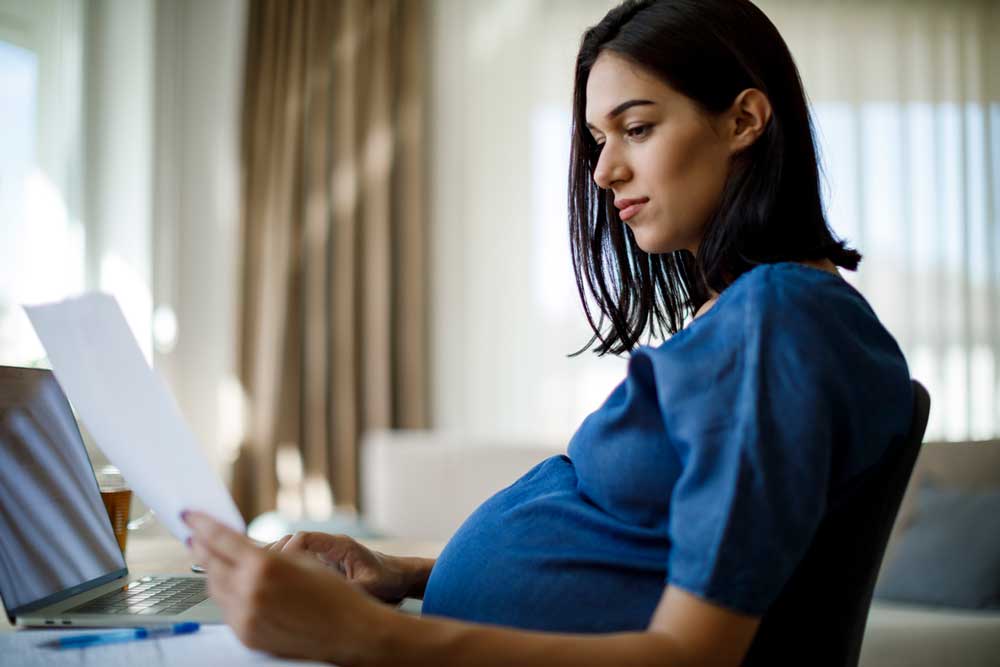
[718, 261, 861, 320]
[639, 261, 904, 375]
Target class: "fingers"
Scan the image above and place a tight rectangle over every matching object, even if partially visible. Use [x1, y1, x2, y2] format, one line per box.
[277, 533, 331, 572]
[266, 534, 293, 553]
[281, 531, 313, 554]
[280, 531, 335, 558]
[189, 535, 229, 576]
[182, 511, 256, 566]
[189, 534, 239, 607]
[243, 530, 358, 578]
[283, 531, 353, 557]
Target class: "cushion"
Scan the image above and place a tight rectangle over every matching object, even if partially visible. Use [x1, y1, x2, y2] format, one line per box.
[875, 484, 1000, 610]
[884, 440, 1000, 569]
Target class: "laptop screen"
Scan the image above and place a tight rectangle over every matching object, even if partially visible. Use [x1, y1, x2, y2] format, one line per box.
[0, 366, 126, 618]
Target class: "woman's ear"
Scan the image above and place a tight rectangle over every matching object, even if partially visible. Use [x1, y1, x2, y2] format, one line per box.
[725, 88, 772, 154]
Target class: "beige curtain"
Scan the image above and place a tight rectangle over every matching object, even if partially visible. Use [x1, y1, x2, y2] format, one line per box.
[758, 0, 1000, 441]
[233, 0, 428, 520]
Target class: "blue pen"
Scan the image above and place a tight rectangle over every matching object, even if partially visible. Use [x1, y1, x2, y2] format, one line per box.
[42, 622, 201, 649]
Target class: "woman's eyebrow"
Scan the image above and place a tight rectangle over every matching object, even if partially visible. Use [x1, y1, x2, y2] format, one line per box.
[586, 99, 656, 129]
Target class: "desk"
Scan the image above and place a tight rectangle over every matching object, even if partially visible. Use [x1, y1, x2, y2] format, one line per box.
[1, 528, 443, 665]
[123, 529, 443, 577]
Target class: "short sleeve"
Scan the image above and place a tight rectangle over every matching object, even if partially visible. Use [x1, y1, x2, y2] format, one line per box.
[649, 269, 848, 615]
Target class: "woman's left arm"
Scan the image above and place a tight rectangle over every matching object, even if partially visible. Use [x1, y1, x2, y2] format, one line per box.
[184, 512, 759, 667]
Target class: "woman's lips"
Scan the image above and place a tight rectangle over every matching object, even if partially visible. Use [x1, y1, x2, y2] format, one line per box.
[618, 200, 647, 222]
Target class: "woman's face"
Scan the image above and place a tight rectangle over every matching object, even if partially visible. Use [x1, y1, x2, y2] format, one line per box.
[585, 52, 733, 255]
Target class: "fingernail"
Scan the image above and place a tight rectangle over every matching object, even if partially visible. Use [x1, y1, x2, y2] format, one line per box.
[180, 510, 190, 522]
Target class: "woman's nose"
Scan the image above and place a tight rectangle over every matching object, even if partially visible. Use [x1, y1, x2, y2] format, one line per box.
[592, 142, 630, 190]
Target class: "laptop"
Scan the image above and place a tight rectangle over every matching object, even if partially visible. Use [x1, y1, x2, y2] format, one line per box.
[0, 365, 223, 627]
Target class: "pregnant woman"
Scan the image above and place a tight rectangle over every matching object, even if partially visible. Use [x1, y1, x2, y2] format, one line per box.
[185, 1, 913, 664]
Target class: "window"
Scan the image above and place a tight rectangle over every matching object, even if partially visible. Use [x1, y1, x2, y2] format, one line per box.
[813, 99, 999, 440]
[0, 0, 86, 367]
[433, 0, 1000, 442]
[761, 0, 1000, 441]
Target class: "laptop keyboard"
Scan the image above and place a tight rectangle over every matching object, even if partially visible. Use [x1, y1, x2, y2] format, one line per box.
[68, 576, 208, 616]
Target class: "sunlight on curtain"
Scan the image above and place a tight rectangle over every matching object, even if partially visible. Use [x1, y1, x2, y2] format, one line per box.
[436, 0, 997, 441]
[814, 100, 998, 440]
[759, 0, 1000, 440]
[0, 40, 44, 364]
[0, 39, 85, 367]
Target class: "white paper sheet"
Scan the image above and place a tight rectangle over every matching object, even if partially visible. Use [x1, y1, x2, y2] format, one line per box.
[24, 293, 245, 541]
[0, 626, 330, 666]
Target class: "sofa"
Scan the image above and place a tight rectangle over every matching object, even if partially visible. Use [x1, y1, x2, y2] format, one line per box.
[861, 438, 1000, 667]
[358, 431, 1000, 667]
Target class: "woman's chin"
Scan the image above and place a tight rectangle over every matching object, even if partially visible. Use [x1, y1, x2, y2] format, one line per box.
[631, 231, 686, 256]
[627, 220, 699, 256]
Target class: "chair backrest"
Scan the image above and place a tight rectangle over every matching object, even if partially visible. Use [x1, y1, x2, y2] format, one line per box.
[742, 380, 931, 667]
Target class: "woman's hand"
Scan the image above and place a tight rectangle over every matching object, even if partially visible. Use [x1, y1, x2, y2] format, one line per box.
[264, 531, 414, 603]
[183, 511, 393, 664]
[181, 512, 756, 667]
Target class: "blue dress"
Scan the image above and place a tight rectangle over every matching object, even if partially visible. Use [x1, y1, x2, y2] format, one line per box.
[421, 262, 913, 632]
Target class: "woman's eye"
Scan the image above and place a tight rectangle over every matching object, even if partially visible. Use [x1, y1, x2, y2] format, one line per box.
[626, 124, 650, 139]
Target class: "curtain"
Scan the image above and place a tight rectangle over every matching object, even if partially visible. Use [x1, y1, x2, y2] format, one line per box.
[757, 0, 1000, 441]
[233, 0, 428, 521]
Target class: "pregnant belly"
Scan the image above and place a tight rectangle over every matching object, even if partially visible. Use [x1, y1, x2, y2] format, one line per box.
[421, 456, 670, 633]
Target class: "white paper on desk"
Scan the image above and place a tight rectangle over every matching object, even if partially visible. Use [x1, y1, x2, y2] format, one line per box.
[24, 292, 245, 541]
[2, 626, 331, 666]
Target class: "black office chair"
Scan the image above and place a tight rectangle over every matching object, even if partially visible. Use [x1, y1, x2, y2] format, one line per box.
[743, 380, 931, 667]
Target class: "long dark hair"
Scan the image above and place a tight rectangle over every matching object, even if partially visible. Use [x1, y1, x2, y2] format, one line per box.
[569, 0, 861, 356]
